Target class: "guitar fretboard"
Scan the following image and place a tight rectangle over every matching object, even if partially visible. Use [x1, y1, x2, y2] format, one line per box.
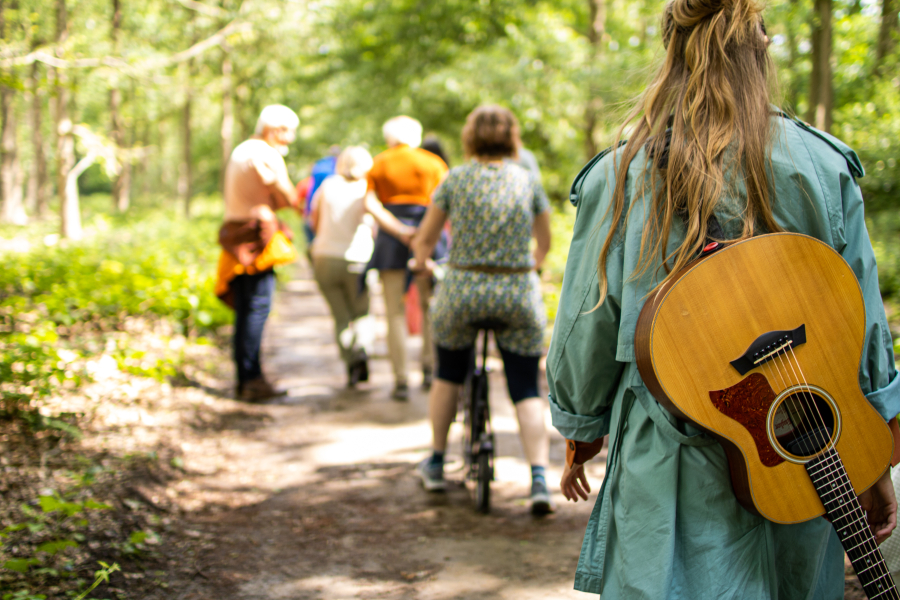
[806, 448, 899, 599]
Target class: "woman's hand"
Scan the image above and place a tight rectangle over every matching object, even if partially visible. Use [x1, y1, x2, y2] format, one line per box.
[858, 468, 897, 545]
[407, 257, 433, 274]
[395, 225, 417, 247]
[560, 461, 591, 502]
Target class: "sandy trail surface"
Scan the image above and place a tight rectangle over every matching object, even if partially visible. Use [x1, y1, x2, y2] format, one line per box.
[174, 267, 607, 599]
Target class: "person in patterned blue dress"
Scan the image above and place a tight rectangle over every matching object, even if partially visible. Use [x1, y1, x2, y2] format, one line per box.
[410, 105, 555, 514]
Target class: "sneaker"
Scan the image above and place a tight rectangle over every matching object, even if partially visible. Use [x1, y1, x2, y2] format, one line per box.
[347, 359, 368, 388]
[239, 377, 288, 402]
[392, 382, 409, 401]
[422, 367, 433, 390]
[530, 479, 555, 516]
[358, 359, 369, 383]
[417, 458, 446, 492]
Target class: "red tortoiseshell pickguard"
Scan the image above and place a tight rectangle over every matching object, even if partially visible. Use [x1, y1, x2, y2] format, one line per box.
[709, 373, 784, 467]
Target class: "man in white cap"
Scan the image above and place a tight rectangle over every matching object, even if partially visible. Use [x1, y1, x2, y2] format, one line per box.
[216, 104, 300, 401]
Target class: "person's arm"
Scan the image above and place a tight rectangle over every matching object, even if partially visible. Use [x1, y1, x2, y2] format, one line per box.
[533, 210, 551, 271]
[251, 154, 299, 211]
[859, 469, 897, 544]
[409, 203, 448, 270]
[364, 191, 417, 245]
[309, 188, 323, 233]
[530, 174, 552, 271]
[547, 155, 626, 501]
[835, 161, 900, 542]
[561, 437, 605, 501]
[269, 170, 299, 211]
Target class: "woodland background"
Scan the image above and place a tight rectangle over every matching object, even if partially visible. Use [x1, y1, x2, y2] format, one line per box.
[1, 0, 900, 597]
[0, 0, 898, 230]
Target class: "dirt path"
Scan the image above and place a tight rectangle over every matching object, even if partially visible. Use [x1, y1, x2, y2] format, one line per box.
[170, 266, 608, 599]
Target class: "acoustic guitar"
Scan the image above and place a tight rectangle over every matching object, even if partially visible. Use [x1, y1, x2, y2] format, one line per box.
[635, 232, 898, 599]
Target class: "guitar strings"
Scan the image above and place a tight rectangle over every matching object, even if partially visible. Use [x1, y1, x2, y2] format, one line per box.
[774, 351, 820, 457]
[762, 356, 815, 458]
[766, 348, 897, 595]
[777, 349, 833, 456]
[786, 344, 836, 454]
[782, 348, 898, 595]
[766, 350, 821, 458]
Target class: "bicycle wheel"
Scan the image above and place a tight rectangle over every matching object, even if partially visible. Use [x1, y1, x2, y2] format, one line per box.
[460, 377, 474, 467]
[475, 450, 492, 513]
[472, 367, 493, 512]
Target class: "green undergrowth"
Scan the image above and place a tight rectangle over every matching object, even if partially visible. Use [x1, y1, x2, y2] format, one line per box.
[0, 194, 243, 419]
[0, 194, 277, 597]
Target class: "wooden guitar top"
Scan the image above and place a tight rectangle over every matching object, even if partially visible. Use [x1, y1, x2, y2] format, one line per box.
[635, 233, 892, 524]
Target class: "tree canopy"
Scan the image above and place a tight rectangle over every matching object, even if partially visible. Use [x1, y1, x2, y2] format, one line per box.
[0, 0, 898, 227]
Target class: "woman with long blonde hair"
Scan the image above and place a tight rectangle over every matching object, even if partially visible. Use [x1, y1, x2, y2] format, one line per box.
[547, 0, 900, 596]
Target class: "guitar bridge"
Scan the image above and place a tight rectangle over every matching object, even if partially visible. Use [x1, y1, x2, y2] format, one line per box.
[730, 325, 806, 376]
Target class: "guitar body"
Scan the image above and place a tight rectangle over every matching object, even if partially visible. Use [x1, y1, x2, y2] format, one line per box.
[635, 233, 893, 525]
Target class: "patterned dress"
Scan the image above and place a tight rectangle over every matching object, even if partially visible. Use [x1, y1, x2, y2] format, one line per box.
[430, 160, 550, 356]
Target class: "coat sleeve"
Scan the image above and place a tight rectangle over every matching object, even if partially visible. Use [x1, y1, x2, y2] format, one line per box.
[546, 158, 627, 442]
[835, 169, 900, 421]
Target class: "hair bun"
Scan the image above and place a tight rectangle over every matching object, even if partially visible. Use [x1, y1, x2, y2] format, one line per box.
[669, 0, 729, 28]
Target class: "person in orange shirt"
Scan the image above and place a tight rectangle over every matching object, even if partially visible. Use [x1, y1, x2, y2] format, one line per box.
[363, 116, 448, 401]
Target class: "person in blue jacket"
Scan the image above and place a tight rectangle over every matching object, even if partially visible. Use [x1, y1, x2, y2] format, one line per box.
[302, 146, 340, 246]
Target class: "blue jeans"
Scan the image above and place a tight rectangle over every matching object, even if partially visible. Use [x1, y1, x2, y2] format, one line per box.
[232, 271, 276, 385]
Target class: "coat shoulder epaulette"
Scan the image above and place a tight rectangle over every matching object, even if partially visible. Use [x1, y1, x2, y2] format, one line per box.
[568, 141, 627, 206]
[776, 111, 865, 178]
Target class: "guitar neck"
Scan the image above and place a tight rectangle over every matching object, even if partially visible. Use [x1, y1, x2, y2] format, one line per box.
[806, 449, 899, 599]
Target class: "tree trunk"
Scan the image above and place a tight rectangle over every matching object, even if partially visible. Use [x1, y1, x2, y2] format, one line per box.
[0, 0, 26, 226]
[583, 0, 607, 159]
[156, 118, 168, 199]
[66, 150, 97, 220]
[220, 49, 234, 192]
[875, 0, 899, 75]
[136, 114, 150, 200]
[806, 0, 833, 132]
[181, 58, 194, 217]
[784, 0, 801, 111]
[55, 0, 80, 240]
[26, 58, 48, 217]
[1, 96, 27, 226]
[110, 0, 130, 211]
[219, 0, 233, 192]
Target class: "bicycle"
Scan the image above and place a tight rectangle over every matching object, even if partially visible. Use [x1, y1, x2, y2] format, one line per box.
[408, 258, 496, 513]
[460, 322, 501, 514]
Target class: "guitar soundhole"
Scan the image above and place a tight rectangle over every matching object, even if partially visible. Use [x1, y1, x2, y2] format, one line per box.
[769, 388, 839, 460]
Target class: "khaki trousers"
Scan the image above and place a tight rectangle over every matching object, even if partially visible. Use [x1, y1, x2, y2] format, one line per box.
[379, 269, 434, 384]
[312, 256, 372, 365]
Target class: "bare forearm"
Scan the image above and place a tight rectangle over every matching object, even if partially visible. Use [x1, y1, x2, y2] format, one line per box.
[365, 193, 416, 242]
[533, 211, 551, 270]
[410, 204, 446, 266]
[271, 179, 299, 211]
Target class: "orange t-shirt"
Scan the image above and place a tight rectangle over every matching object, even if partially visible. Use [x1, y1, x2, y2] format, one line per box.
[366, 144, 448, 206]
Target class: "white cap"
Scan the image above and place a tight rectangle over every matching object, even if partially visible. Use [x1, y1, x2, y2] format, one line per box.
[382, 116, 423, 148]
[255, 104, 300, 135]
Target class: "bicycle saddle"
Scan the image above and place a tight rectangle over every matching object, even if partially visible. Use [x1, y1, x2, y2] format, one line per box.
[469, 319, 508, 332]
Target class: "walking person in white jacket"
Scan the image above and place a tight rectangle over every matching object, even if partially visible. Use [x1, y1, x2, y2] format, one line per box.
[309, 146, 377, 386]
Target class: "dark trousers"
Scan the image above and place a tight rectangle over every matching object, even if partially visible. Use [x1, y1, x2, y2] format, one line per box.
[232, 271, 276, 385]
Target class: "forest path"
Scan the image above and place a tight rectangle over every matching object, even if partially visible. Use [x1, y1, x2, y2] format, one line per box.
[173, 263, 608, 599]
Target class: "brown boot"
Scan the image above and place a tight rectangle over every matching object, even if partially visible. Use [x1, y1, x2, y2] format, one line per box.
[239, 377, 288, 402]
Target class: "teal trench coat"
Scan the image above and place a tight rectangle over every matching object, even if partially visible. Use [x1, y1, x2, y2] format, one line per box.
[547, 113, 900, 599]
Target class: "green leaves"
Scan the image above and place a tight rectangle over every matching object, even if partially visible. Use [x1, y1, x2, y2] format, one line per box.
[35, 540, 78, 556]
[2, 558, 41, 574]
[72, 562, 120, 600]
[0, 203, 231, 415]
